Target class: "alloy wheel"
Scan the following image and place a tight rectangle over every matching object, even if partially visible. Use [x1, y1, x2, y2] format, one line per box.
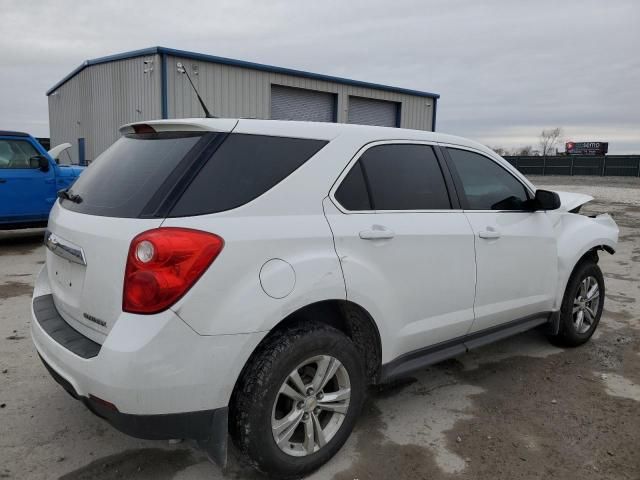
[271, 355, 351, 457]
[572, 275, 600, 334]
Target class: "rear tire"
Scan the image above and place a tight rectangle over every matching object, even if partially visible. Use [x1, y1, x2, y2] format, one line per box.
[549, 260, 604, 347]
[230, 322, 365, 479]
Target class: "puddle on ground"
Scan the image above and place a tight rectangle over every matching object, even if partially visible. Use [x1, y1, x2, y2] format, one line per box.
[331, 401, 457, 480]
[0, 280, 33, 300]
[444, 323, 640, 480]
[596, 372, 640, 402]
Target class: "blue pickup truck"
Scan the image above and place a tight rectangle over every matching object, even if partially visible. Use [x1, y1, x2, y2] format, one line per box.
[0, 130, 84, 230]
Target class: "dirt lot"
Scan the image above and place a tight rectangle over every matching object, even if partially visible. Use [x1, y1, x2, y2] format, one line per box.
[1, 176, 638, 480]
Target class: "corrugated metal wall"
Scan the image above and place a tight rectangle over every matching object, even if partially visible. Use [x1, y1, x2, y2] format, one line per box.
[48, 55, 162, 164]
[165, 54, 434, 130]
[49, 54, 434, 162]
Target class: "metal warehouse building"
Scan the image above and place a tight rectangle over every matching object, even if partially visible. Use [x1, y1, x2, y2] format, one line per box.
[47, 46, 439, 164]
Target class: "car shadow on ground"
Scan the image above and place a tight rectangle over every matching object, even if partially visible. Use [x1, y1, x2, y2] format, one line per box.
[0, 228, 45, 256]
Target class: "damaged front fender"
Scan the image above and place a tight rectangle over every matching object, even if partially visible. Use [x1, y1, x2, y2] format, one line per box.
[553, 210, 618, 310]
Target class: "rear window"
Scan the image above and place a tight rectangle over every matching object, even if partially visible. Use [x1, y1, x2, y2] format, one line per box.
[61, 132, 206, 218]
[60, 132, 327, 218]
[168, 134, 327, 217]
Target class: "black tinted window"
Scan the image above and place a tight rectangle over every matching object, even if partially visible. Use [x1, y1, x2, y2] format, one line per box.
[335, 162, 371, 210]
[60, 133, 205, 217]
[170, 134, 327, 216]
[351, 144, 450, 210]
[447, 148, 529, 210]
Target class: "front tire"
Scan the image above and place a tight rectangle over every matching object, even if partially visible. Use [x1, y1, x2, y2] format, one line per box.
[550, 260, 604, 347]
[230, 322, 365, 478]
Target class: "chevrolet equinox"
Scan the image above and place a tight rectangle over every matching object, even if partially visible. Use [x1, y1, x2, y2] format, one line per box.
[31, 118, 618, 478]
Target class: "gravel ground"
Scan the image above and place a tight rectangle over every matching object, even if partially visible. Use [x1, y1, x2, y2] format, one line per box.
[529, 175, 640, 205]
[1, 176, 638, 480]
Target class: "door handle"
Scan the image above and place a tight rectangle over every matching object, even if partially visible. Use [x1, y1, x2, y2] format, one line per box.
[359, 226, 395, 240]
[0, 179, 6, 183]
[478, 227, 501, 239]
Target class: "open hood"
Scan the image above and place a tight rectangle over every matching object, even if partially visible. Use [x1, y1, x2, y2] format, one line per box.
[554, 191, 594, 212]
[48, 142, 72, 161]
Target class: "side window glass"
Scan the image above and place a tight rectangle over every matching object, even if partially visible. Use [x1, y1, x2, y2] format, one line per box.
[447, 148, 529, 210]
[359, 144, 450, 210]
[170, 134, 327, 217]
[0, 140, 40, 169]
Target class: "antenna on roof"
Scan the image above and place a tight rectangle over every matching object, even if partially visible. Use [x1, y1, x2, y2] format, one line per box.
[176, 62, 215, 118]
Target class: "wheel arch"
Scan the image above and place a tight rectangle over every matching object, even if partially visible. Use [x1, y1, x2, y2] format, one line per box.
[555, 242, 613, 310]
[232, 299, 383, 399]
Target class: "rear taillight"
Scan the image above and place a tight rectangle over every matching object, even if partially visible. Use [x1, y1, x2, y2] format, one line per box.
[123, 228, 224, 314]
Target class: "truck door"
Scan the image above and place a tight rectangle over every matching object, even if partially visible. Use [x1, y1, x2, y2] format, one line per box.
[0, 137, 56, 223]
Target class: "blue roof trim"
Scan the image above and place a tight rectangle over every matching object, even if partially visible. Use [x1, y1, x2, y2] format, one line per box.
[160, 53, 168, 119]
[431, 98, 437, 132]
[46, 47, 159, 96]
[46, 46, 440, 99]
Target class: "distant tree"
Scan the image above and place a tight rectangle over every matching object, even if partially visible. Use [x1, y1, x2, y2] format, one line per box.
[517, 145, 535, 156]
[539, 128, 563, 157]
[491, 146, 509, 156]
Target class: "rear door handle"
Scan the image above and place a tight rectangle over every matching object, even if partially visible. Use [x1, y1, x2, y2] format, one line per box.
[0, 178, 6, 183]
[359, 226, 395, 240]
[478, 227, 501, 239]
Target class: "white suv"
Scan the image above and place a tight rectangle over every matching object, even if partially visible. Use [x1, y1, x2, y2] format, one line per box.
[31, 119, 618, 478]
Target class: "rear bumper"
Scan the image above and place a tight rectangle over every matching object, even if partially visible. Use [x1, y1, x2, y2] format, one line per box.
[39, 353, 229, 464]
[30, 265, 265, 416]
[38, 352, 226, 441]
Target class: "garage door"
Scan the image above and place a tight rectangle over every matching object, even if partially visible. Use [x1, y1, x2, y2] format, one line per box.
[348, 96, 399, 127]
[270, 85, 336, 122]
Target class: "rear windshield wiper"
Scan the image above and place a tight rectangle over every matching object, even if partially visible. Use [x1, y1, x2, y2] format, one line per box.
[57, 188, 83, 204]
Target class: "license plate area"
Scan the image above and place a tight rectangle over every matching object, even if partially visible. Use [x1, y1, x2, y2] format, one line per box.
[48, 251, 87, 318]
[52, 257, 84, 293]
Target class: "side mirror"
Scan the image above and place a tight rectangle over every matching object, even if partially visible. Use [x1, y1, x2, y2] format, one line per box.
[30, 155, 50, 172]
[533, 189, 561, 211]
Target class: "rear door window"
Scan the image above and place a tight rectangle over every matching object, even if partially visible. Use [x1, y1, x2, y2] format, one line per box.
[60, 132, 207, 218]
[334, 162, 371, 210]
[169, 134, 327, 216]
[335, 144, 451, 211]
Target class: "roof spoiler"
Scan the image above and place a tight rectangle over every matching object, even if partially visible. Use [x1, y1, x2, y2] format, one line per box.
[120, 119, 238, 135]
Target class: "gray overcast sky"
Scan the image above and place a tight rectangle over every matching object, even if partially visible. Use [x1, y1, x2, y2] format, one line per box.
[2, 0, 639, 153]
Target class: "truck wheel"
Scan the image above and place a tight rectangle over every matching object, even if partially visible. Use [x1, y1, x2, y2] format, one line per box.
[551, 260, 604, 347]
[230, 322, 365, 478]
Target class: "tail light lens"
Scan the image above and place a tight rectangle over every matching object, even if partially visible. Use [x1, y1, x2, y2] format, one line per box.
[123, 228, 224, 314]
